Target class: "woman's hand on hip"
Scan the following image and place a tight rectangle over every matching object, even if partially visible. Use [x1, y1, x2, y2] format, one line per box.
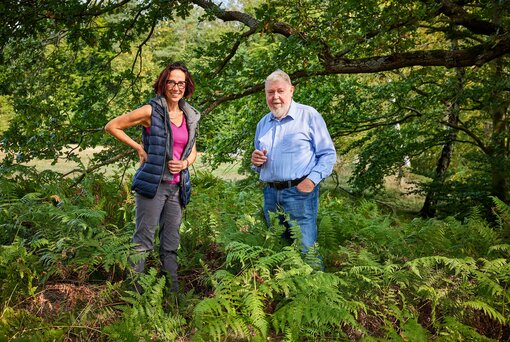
[137, 146, 148, 166]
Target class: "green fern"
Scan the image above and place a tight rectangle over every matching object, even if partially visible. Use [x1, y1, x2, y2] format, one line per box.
[242, 290, 268, 338]
[491, 196, 510, 223]
[272, 271, 364, 339]
[437, 316, 496, 341]
[104, 268, 186, 341]
[463, 300, 506, 325]
[0, 238, 39, 301]
[193, 296, 250, 341]
[194, 237, 363, 340]
[0, 306, 64, 341]
[488, 244, 510, 257]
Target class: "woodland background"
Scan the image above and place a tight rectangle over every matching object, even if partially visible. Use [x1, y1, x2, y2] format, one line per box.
[1, 0, 510, 340]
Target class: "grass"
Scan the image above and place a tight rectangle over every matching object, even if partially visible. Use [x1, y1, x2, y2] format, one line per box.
[0, 146, 425, 213]
[0, 146, 246, 181]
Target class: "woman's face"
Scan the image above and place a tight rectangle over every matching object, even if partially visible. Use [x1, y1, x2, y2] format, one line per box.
[165, 69, 187, 104]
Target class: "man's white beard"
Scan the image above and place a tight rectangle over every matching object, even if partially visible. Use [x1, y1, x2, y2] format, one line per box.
[272, 104, 290, 119]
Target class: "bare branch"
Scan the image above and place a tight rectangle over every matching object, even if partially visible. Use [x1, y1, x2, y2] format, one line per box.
[192, 0, 301, 36]
[131, 7, 158, 77]
[199, 33, 510, 113]
[192, 0, 259, 29]
[201, 83, 265, 115]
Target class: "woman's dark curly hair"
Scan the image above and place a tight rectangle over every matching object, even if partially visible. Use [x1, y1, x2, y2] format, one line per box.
[153, 62, 195, 98]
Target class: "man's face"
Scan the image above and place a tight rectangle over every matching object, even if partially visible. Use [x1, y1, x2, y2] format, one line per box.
[265, 79, 294, 119]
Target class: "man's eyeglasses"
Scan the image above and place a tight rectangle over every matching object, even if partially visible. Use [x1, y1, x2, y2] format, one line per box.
[166, 80, 186, 89]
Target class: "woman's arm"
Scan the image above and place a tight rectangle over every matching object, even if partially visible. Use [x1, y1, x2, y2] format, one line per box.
[104, 104, 152, 165]
[186, 143, 197, 167]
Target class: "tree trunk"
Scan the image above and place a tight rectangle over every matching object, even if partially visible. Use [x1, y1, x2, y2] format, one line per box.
[489, 59, 508, 202]
[420, 32, 463, 217]
[420, 100, 460, 217]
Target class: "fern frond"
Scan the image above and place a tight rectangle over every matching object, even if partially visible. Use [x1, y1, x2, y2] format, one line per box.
[105, 268, 186, 341]
[225, 241, 266, 268]
[242, 290, 268, 338]
[193, 296, 250, 341]
[317, 215, 337, 251]
[491, 196, 510, 223]
[463, 300, 506, 324]
[406, 256, 475, 279]
[439, 316, 494, 341]
[272, 272, 362, 339]
[256, 248, 297, 271]
[488, 244, 510, 257]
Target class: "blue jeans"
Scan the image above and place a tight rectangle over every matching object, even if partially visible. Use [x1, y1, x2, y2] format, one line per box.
[263, 184, 319, 250]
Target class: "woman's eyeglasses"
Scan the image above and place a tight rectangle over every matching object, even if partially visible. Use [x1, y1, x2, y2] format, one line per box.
[166, 80, 186, 89]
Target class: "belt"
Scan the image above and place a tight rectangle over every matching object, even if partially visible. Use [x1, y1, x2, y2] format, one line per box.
[266, 175, 307, 190]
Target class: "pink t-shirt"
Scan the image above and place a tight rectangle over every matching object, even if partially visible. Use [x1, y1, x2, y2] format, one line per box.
[143, 116, 189, 184]
[169, 116, 188, 184]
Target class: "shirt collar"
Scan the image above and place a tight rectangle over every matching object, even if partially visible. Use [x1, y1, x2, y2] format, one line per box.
[270, 100, 297, 121]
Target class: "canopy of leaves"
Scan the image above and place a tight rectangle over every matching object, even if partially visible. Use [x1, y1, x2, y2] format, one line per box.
[1, 0, 509, 213]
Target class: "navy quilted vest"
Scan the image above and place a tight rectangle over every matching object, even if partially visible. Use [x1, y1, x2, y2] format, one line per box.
[131, 96, 200, 199]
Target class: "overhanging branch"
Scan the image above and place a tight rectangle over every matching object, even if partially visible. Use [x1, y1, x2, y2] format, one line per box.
[323, 35, 510, 73]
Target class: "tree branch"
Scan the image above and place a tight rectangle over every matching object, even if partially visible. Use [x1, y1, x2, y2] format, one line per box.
[440, 119, 489, 154]
[66, 149, 135, 186]
[214, 27, 258, 75]
[192, 0, 301, 37]
[323, 35, 510, 73]
[192, 0, 259, 29]
[199, 32, 510, 114]
[131, 6, 158, 78]
[438, 0, 504, 35]
[190, 1, 510, 114]
[201, 83, 265, 115]
[336, 111, 422, 136]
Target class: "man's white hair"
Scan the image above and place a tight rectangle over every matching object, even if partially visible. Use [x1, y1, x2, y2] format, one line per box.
[265, 69, 292, 86]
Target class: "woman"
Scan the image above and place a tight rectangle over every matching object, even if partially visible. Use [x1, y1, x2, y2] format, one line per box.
[105, 62, 200, 292]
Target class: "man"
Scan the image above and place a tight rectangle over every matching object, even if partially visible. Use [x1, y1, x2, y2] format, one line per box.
[251, 69, 336, 257]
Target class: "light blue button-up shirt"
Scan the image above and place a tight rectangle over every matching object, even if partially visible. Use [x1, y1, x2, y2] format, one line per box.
[253, 101, 336, 185]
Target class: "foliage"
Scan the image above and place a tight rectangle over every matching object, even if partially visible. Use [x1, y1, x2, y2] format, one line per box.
[0, 170, 510, 340]
[103, 268, 186, 341]
[0, 238, 39, 302]
[193, 237, 362, 341]
[0, 167, 134, 301]
[0, 95, 12, 133]
[1, 0, 510, 339]
[1, 0, 510, 215]
[0, 306, 64, 341]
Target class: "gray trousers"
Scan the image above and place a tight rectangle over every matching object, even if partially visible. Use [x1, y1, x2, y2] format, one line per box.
[132, 182, 182, 291]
